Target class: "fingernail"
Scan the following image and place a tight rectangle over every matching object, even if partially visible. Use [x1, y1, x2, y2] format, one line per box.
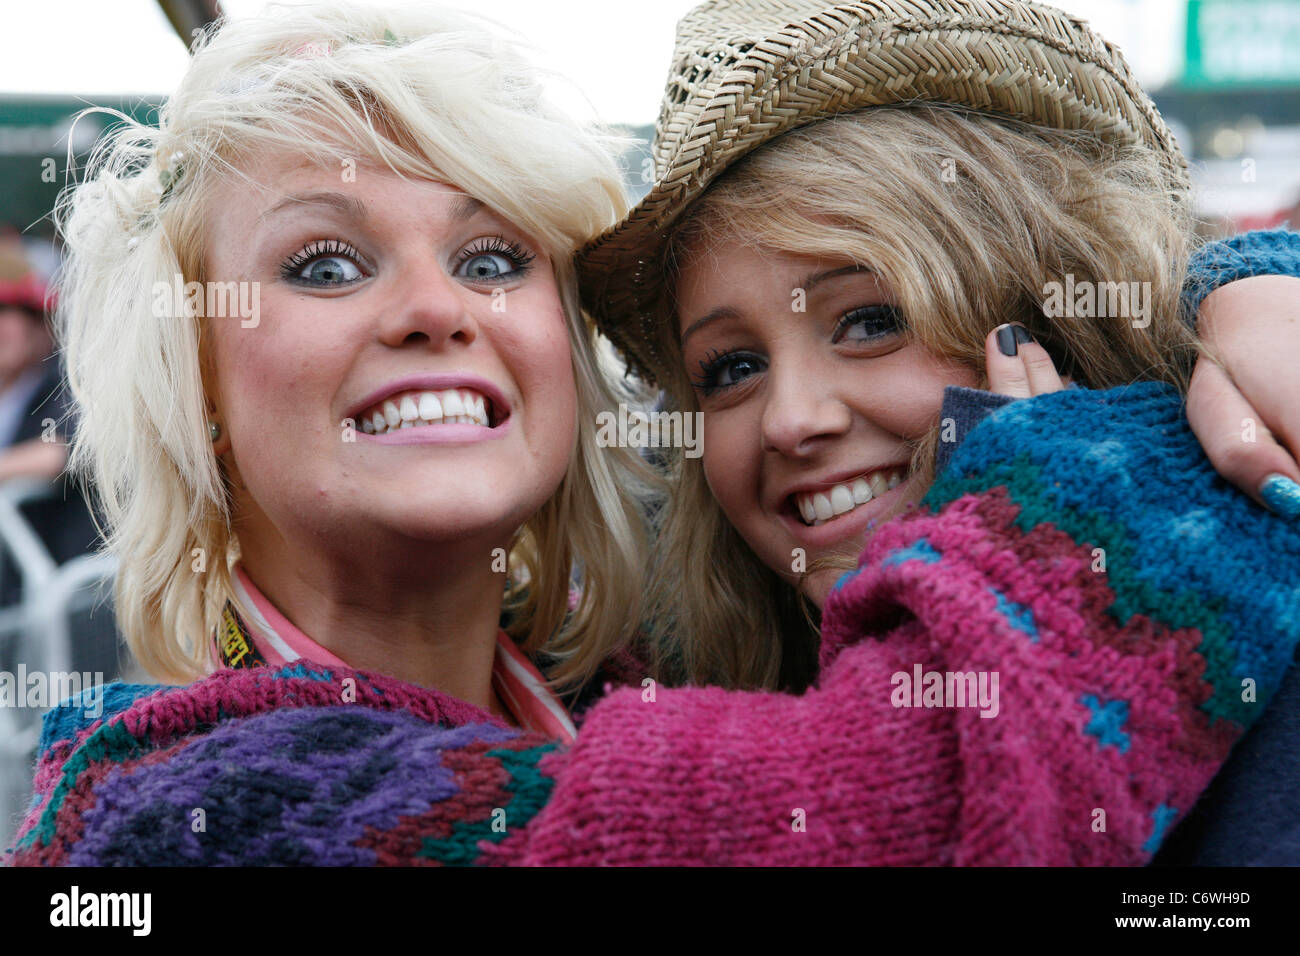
[996, 324, 1034, 356]
[1259, 474, 1300, 519]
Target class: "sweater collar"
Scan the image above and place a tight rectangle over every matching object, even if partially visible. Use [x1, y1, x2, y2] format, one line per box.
[213, 563, 577, 743]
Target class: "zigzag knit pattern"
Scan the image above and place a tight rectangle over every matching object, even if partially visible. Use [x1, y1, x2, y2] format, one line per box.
[5, 385, 1299, 865]
[497, 383, 1300, 865]
[6, 663, 559, 866]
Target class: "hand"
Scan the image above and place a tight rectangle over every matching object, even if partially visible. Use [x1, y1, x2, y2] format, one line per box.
[1187, 276, 1300, 518]
[983, 323, 1067, 398]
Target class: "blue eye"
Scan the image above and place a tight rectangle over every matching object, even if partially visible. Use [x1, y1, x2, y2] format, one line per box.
[454, 236, 536, 282]
[301, 256, 361, 284]
[691, 349, 766, 396]
[833, 304, 905, 344]
[458, 253, 513, 279]
[281, 240, 365, 286]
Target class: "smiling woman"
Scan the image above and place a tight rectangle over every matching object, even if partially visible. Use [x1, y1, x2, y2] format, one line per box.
[50, 2, 654, 700]
[674, 247, 978, 602]
[202, 157, 584, 700]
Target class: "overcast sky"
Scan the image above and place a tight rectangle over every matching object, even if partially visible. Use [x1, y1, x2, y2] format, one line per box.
[0, 0, 1185, 125]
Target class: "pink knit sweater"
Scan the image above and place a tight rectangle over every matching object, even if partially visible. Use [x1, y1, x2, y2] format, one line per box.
[490, 384, 1299, 864]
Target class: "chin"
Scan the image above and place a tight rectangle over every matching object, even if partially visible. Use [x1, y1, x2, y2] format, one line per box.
[340, 493, 525, 543]
[415, 505, 534, 543]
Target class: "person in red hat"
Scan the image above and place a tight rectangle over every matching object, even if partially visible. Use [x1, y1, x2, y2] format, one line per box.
[0, 235, 101, 606]
[0, 238, 66, 481]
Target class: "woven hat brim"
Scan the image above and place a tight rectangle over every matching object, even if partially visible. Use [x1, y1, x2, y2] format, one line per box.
[577, 0, 1189, 386]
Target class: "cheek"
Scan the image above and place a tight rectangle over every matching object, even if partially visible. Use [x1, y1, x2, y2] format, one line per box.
[215, 322, 321, 423]
[210, 314, 346, 487]
[700, 406, 757, 527]
[865, 350, 979, 438]
[509, 301, 578, 452]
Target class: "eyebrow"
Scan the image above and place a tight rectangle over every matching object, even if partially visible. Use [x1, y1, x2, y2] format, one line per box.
[449, 195, 485, 222]
[257, 191, 486, 224]
[259, 191, 367, 223]
[679, 264, 875, 345]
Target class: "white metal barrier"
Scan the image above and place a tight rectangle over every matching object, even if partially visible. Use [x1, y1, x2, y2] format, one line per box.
[0, 479, 118, 850]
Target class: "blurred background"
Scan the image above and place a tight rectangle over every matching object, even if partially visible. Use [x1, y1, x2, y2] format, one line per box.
[0, 0, 1297, 848]
[3, 0, 1299, 234]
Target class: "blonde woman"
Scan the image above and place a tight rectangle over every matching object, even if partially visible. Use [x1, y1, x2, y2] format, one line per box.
[7, 0, 1297, 868]
[56, 5, 656, 700]
[7, 2, 660, 865]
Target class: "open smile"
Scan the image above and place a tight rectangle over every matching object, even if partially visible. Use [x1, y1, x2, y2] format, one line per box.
[358, 387, 499, 434]
[788, 465, 907, 527]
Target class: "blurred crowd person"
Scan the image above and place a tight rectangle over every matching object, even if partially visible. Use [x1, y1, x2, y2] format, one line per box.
[0, 233, 99, 606]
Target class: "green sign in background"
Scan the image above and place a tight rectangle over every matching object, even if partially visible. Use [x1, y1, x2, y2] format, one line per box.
[1185, 0, 1300, 89]
[0, 96, 163, 237]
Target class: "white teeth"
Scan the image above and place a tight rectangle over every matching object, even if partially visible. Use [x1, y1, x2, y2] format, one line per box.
[418, 392, 442, 421]
[852, 478, 872, 504]
[830, 485, 855, 515]
[798, 496, 817, 524]
[442, 391, 465, 418]
[793, 468, 904, 527]
[360, 388, 493, 435]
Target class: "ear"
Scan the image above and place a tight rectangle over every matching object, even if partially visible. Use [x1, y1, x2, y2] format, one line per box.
[200, 339, 233, 457]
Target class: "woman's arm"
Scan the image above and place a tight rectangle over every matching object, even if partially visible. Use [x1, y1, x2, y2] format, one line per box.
[497, 383, 1300, 865]
[1185, 230, 1300, 514]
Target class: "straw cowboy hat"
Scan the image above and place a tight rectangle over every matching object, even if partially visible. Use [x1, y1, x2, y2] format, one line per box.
[577, 0, 1189, 385]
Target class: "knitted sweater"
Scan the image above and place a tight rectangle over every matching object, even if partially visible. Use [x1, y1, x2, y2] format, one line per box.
[1181, 227, 1300, 319]
[7, 381, 1298, 865]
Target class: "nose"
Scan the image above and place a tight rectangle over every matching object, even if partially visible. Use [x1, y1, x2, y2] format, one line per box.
[376, 254, 478, 350]
[759, 351, 851, 457]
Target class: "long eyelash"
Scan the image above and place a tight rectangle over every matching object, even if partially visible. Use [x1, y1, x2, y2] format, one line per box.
[690, 347, 726, 392]
[456, 235, 537, 275]
[835, 304, 906, 340]
[279, 239, 360, 279]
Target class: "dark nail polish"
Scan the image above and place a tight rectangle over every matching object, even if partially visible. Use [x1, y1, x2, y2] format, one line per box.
[996, 324, 1034, 356]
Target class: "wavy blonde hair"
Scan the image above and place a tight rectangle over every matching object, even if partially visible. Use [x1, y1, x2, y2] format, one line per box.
[648, 104, 1201, 691]
[56, 1, 655, 690]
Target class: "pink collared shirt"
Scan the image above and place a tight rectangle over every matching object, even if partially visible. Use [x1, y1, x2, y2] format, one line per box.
[214, 564, 577, 744]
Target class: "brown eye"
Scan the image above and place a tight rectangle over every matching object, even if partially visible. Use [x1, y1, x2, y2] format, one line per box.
[833, 305, 905, 344]
[691, 349, 767, 395]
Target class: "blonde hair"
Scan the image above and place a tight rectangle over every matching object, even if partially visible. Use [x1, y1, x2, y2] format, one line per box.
[649, 103, 1200, 691]
[56, 1, 654, 690]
